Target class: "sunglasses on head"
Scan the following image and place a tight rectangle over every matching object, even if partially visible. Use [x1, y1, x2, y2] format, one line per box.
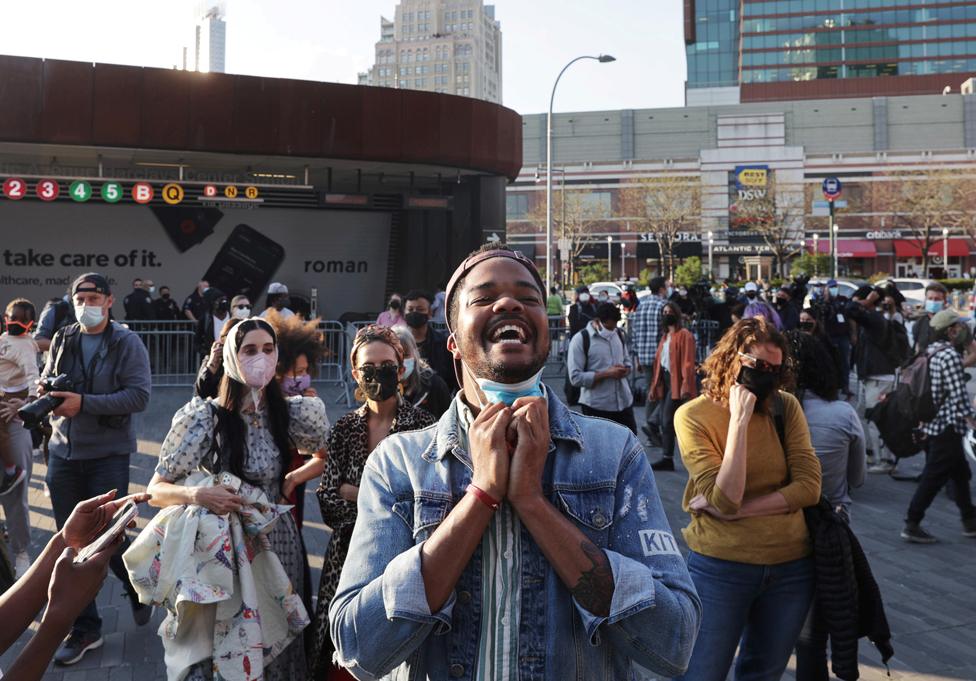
[357, 362, 398, 379]
[737, 352, 782, 374]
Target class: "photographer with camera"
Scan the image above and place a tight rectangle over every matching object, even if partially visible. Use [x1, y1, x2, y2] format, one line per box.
[36, 273, 152, 666]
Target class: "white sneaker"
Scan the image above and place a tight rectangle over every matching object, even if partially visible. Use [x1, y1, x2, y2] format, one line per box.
[14, 551, 30, 579]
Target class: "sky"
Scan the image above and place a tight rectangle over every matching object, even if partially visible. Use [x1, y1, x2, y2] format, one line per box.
[0, 0, 687, 115]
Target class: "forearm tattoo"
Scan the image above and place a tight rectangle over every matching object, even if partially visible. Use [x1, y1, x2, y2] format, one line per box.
[572, 540, 614, 617]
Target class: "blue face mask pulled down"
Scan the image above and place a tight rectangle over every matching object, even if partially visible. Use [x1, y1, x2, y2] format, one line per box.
[925, 299, 944, 314]
[475, 368, 545, 407]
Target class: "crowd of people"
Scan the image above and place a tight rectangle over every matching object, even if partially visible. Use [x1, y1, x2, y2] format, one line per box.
[0, 253, 973, 680]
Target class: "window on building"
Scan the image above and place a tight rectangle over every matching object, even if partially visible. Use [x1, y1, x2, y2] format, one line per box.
[506, 194, 530, 219]
[582, 192, 612, 215]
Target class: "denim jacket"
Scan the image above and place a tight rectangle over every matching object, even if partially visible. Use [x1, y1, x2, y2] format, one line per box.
[329, 386, 701, 681]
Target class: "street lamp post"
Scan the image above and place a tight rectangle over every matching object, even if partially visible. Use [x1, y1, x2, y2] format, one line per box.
[832, 224, 839, 278]
[707, 230, 714, 278]
[607, 235, 613, 278]
[943, 227, 950, 277]
[620, 242, 626, 279]
[812, 233, 819, 276]
[546, 54, 616, 291]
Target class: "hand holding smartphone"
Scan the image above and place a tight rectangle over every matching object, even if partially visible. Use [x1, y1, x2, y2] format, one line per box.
[73, 500, 137, 564]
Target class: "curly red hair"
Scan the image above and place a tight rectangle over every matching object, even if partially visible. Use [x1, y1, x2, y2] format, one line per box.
[700, 317, 794, 405]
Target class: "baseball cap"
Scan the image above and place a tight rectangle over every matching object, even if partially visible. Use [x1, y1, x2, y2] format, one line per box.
[826, 278, 838, 287]
[267, 282, 289, 295]
[744, 282, 758, 292]
[930, 309, 971, 332]
[71, 273, 111, 297]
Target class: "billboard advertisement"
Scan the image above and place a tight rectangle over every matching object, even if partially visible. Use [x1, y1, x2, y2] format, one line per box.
[0, 202, 392, 320]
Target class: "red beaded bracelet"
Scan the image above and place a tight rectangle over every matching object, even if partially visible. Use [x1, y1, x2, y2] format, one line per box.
[466, 483, 500, 511]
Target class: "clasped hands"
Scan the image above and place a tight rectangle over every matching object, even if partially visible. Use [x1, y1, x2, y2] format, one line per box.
[468, 397, 549, 510]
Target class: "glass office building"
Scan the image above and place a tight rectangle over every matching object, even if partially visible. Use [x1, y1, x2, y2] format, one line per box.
[686, 0, 976, 102]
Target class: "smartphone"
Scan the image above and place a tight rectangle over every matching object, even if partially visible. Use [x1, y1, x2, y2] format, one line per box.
[202, 224, 286, 300]
[151, 206, 224, 252]
[73, 500, 137, 564]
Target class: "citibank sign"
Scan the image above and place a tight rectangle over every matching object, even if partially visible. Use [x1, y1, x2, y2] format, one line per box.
[865, 230, 904, 239]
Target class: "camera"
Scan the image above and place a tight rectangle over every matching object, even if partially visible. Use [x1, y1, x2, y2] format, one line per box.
[18, 373, 73, 430]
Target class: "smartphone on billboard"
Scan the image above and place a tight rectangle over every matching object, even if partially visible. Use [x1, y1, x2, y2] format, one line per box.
[73, 500, 137, 564]
[151, 206, 224, 253]
[202, 224, 286, 300]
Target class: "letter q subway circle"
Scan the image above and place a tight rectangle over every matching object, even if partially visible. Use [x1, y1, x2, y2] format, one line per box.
[162, 183, 184, 205]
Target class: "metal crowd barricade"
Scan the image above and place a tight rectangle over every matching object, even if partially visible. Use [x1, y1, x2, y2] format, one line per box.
[124, 320, 199, 387]
[691, 319, 721, 364]
[318, 320, 353, 407]
[547, 315, 569, 372]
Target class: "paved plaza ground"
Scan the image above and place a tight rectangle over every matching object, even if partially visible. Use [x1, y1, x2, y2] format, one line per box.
[3, 378, 975, 681]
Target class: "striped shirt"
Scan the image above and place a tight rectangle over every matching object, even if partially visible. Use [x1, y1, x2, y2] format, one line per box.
[459, 402, 522, 681]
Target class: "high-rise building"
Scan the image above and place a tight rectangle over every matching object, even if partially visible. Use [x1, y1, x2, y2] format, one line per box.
[686, 0, 976, 104]
[195, 2, 226, 74]
[359, 1, 502, 103]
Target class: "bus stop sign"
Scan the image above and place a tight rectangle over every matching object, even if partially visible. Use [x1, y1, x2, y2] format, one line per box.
[822, 177, 842, 201]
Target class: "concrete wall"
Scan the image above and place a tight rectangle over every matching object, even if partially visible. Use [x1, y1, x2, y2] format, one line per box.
[521, 93, 974, 167]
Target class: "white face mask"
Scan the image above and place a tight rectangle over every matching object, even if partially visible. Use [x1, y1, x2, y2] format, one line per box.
[232, 306, 251, 320]
[402, 357, 416, 380]
[598, 322, 615, 340]
[148, 286, 156, 294]
[74, 304, 105, 330]
[579, 293, 591, 303]
[666, 287, 674, 298]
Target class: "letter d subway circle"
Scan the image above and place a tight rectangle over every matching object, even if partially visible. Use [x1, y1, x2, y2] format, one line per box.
[132, 182, 154, 204]
[162, 183, 184, 205]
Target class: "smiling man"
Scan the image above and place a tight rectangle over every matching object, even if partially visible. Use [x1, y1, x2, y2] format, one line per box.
[329, 244, 701, 681]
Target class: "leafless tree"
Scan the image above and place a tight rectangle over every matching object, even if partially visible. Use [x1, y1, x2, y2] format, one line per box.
[523, 188, 608, 285]
[871, 169, 971, 277]
[618, 176, 701, 279]
[732, 186, 806, 277]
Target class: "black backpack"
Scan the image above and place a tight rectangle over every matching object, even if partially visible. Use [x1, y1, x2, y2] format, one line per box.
[867, 346, 940, 460]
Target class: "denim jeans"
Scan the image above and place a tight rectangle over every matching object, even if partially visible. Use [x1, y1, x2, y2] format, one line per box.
[677, 551, 815, 681]
[0, 416, 33, 555]
[45, 453, 137, 635]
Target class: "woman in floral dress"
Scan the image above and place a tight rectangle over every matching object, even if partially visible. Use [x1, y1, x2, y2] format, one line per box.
[147, 318, 330, 681]
[309, 325, 436, 680]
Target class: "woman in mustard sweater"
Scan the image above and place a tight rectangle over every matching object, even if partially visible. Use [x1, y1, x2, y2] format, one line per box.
[674, 317, 822, 681]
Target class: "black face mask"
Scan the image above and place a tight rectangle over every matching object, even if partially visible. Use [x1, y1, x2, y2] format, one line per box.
[359, 364, 400, 402]
[745, 291, 757, 300]
[5, 321, 30, 336]
[736, 365, 780, 402]
[663, 314, 679, 327]
[799, 321, 815, 332]
[404, 311, 428, 329]
[161, 293, 171, 300]
[215, 299, 230, 315]
[389, 299, 401, 311]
